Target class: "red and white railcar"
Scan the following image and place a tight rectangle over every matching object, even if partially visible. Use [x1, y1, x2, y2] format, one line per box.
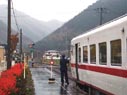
[70, 14, 127, 95]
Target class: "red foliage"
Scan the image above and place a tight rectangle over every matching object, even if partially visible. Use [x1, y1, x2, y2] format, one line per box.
[0, 63, 24, 95]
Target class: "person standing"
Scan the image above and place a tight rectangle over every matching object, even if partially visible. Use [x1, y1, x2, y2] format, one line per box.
[60, 54, 69, 86]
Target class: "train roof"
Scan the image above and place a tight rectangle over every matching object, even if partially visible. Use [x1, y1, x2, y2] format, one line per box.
[45, 50, 59, 53]
[72, 14, 127, 42]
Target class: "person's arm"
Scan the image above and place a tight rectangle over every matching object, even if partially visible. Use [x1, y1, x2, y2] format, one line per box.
[66, 59, 69, 66]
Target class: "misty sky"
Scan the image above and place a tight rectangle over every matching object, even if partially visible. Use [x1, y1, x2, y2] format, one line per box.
[0, 0, 97, 22]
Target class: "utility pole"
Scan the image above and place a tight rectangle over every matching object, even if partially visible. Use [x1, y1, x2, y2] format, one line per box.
[95, 7, 107, 25]
[7, 0, 11, 69]
[29, 43, 35, 61]
[99, 7, 103, 25]
[20, 29, 22, 55]
[20, 29, 22, 61]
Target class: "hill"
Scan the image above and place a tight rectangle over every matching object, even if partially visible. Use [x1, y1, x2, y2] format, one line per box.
[35, 0, 127, 54]
[0, 5, 64, 42]
[0, 20, 32, 47]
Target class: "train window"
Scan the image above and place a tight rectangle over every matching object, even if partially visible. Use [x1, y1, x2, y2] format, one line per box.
[99, 42, 107, 65]
[90, 44, 96, 64]
[78, 48, 81, 63]
[83, 46, 88, 63]
[111, 39, 121, 66]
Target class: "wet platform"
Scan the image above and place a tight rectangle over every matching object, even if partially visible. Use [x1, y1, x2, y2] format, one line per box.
[30, 66, 87, 95]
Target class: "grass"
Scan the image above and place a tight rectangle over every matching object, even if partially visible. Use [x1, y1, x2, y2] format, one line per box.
[17, 67, 35, 95]
[25, 67, 35, 95]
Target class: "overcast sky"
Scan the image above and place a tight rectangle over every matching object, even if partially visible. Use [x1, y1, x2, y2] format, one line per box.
[0, 0, 97, 22]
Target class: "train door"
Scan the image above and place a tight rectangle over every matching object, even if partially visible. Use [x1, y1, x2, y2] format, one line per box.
[75, 44, 79, 81]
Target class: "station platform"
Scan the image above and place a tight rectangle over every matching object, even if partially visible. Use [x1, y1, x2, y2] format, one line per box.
[30, 66, 87, 95]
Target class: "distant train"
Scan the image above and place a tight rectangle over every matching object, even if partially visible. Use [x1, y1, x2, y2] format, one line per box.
[70, 14, 127, 95]
[42, 50, 61, 65]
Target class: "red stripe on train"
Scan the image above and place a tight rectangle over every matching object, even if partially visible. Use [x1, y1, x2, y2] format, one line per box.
[71, 63, 127, 78]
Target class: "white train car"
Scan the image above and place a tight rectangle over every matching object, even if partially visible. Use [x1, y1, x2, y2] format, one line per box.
[70, 14, 127, 95]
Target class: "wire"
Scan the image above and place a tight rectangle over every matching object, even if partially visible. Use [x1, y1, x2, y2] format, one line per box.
[11, 0, 20, 32]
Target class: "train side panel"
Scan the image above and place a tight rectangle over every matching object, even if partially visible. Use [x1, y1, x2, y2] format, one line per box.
[70, 15, 127, 95]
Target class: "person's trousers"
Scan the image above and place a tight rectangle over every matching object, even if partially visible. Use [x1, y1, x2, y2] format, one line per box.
[61, 71, 69, 84]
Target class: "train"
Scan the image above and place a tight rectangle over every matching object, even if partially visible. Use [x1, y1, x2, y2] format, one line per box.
[42, 50, 61, 65]
[70, 14, 127, 95]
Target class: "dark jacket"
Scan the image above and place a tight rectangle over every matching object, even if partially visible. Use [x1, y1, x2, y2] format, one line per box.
[60, 55, 69, 72]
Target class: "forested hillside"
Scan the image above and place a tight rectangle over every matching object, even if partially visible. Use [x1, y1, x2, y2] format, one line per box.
[0, 5, 64, 42]
[35, 0, 127, 53]
[0, 20, 32, 47]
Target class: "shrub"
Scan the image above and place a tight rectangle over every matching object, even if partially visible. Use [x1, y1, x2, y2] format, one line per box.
[0, 64, 24, 95]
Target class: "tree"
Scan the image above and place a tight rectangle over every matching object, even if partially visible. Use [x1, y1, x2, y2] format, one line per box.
[10, 33, 19, 53]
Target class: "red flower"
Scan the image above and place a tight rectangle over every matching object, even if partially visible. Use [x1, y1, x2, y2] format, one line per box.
[0, 64, 24, 95]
